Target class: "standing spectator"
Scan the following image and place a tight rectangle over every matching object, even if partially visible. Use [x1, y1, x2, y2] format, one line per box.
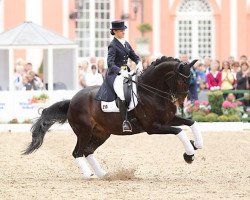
[236, 61, 250, 108]
[79, 60, 89, 88]
[231, 61, 240, 81]
[24, 62, 33, 73]
[239, 55, 248, 65]
[221, 61, 235, 90]
[228, 56, 235, 66]
[206, 60, 222, 90]
[236, 61, 250, 90]
[89, 57, 97, 66]
[203, 56, 211, 74]
[180, 53, 189, 63]
[180, 54, 198, 102]
[97, 58, 107, 79]
[196, 63, 207, 90]
[85, 65, 103, 86]
[188, 66, 198, 102]
[142, 57, 150, 71]
[127, 59, 137, 71]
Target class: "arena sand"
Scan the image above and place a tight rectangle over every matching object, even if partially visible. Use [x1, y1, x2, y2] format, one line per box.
[0, 129, 249, 200]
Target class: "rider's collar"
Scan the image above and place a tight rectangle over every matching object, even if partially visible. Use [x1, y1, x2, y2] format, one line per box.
[115, 37, 126, 47]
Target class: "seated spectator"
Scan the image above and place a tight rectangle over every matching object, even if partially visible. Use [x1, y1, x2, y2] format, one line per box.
[27, 70, 43, 90]
[206, 60, 222, 90]
[78, 60, 89, 88]
[97, 58, 107, 79]
[21, 75, 32, 90]
[85, 65, 103, 87]
[226, 93, 236, 103]
[221, 61, 235, 91]
[14, 58, 26, 90]
[198, 81, 208, 102]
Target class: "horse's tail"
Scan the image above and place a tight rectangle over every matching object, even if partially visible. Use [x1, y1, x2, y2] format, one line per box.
[22, 100, 70, 155]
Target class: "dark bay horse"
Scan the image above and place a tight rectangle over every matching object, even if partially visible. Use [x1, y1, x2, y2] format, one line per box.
[23, 56, 203, 178]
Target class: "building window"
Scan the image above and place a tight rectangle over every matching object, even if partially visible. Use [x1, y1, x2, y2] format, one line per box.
[0, 0, 3, 33]
[179, 0, 211, 12]
[76, 0, 111, 58]
[176, 0, 214, 59]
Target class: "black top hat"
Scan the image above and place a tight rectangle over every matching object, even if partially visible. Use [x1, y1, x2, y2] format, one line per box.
[110, 20, 127, 30]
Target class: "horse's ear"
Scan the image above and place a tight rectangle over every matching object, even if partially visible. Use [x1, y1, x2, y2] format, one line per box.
[188, 59, 198, 68]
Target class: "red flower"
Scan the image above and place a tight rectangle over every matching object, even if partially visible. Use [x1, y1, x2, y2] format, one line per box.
[222, 101, 232, 108]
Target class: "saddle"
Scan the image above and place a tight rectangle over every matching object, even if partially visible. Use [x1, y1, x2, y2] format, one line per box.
[101, 73, 139, 112]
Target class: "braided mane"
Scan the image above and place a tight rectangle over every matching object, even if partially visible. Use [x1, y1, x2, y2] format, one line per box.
[151, 56, 180, 67]
[141, 56, 181, 78]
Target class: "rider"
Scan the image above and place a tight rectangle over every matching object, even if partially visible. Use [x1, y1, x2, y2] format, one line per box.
[96, 20, 142, 132]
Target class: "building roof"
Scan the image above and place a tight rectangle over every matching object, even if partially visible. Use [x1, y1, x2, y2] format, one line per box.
[0, 21, 76, 46]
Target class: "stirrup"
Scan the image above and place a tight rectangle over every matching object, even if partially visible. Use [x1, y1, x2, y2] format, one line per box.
[122, 120, 132, 132]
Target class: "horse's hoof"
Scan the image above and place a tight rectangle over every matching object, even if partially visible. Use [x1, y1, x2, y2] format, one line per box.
[183, 153, 194, 164]
[190, 140, 198, 150]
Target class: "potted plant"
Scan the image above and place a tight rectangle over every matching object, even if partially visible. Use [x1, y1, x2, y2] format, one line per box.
[136, 23, 152, 56]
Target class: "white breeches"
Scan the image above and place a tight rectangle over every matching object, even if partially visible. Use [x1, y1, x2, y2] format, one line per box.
[113, 75, 125, 100]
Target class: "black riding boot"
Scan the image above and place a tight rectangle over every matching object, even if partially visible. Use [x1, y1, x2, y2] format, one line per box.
[118, 98, 132, 132]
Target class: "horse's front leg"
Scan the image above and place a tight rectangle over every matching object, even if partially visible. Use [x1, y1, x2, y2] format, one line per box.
[168, 116, 203, 149]
[147, 123, 195, 164]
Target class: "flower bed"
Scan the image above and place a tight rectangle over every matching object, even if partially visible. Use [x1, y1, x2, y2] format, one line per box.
[180, 91, 247, 122]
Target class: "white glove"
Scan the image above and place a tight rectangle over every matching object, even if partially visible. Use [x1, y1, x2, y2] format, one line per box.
[120, 69, 129, 78]
[136, 61, 143, 73]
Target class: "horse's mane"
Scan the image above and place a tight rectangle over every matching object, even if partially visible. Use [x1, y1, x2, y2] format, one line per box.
[141, 56, 181, 78]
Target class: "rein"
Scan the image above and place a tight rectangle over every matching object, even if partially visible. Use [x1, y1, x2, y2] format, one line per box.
[132, 79, 178, 102]
[130, 72, 188, 103]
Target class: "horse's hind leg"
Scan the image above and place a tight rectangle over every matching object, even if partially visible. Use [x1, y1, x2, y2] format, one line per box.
[169, 116, 203, 149]
[72, 136, 93, 178]
[83, 133, 110, 178]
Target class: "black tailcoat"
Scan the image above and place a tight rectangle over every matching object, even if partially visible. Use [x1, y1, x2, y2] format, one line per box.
[96, 37, 140, 101]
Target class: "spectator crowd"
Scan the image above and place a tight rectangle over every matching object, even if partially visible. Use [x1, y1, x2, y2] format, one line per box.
[13, 54, 250, 111]
[178, 54, 250, 111]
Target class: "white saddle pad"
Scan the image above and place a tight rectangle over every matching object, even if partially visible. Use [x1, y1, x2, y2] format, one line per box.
[101, 72, 138, 112]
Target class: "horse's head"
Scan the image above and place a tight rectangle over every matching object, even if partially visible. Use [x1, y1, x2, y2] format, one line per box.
[140, 56, 198, 105]
[173, 59, 198, 104]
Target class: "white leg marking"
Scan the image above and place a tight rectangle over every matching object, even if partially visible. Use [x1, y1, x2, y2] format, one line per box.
[86, 154, 107, 178]
[75, 157, 93, 178]
[190, 121, 203, 149]
[177, 130, 195, 155]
